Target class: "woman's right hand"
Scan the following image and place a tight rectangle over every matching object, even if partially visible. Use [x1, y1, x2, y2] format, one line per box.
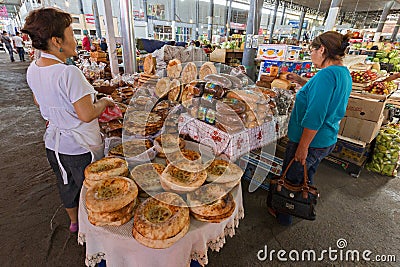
[100, 97, 115, 108]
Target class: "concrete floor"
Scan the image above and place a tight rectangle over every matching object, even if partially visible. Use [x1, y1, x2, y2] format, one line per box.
[0, 51, 399, 267]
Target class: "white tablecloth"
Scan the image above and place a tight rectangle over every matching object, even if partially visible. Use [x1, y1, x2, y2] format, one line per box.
[78, 184, 244, 267]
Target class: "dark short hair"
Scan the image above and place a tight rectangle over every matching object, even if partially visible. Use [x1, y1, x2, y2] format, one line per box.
[2, 30, 7, 34]
[310, 31, 352, 62]
[21, 7, 72, 50]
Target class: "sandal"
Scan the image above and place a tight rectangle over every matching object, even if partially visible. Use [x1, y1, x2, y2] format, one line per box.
[69, 222, 79, 233]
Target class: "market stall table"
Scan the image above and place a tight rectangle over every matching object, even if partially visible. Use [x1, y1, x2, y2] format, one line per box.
[78, 184, 244, 267]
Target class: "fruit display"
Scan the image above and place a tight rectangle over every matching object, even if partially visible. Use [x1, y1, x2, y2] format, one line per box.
[365, 81, 397, 95]
[366, 124, 400, 177]
[350, 70, 378, 83]
[373, 50, 400, 71]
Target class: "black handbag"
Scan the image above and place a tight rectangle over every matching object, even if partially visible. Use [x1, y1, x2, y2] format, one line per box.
[267, 159, 319, 220]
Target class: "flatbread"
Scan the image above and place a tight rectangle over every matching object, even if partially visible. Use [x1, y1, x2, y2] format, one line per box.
[84, 157, 129, 183]
[132, 220, 189, 249]
[88, 198, 138, 226]
[122, 139, 153, 158]
[86, 176, 138, 213]
[168, 83, 181, 102]
[155, 77, 171, 98]
[143, 54, 156, 75]
[199, 62, 217, 80]
[188, 189, 234, 217]
[191, 202, 235, 223]
[165, 149, 201, 166]
[133, 192, 189, 240]
[130, 163, 165, 192]
[166, 59, 182, 79]
[181, 62, 198, 84]
[205, 159, 244, 183]
[160, 162, 207, 194]
[154, 134, 185, 154]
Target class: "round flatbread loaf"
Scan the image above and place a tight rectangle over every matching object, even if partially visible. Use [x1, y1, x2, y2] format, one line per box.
[143, 54, 155, 75]
[133, 192, 189, 241]
[88, 198, 138, 226]
[130, 163, 165, 192]
[181, 62, 198, 84]
[154, 134, 185, 154]
[191, 202, 235, 223]
[155, 77, 171, 98]
[132, 220, 189, 249]
[168, 83, 181, 102]
[180, 86, 194, 108]
[206, 159, 244, 183]
[187, 183, 234, 217]
[86, 176, 138, 213]
[165, 149, 201, 166]
[84, 157, 129, 183]
[166, 59, 182, 79]
[160, 162, 207, 194]
[199, 62, 217, 80]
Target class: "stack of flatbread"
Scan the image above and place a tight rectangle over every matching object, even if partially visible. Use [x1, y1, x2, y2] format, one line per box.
[187, 183, 236, 223]
[83, 157, 129, 188]
[160, 161, 207, 194]
[86, 176, 139, 226]
[138, 73, 159, 88]
[132, 192, 190, 249]
[124, 111, 163, 136]
[108, 139, 155, 162]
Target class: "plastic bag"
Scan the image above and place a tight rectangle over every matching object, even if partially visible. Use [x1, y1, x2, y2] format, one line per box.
[98, 104, 123, 123]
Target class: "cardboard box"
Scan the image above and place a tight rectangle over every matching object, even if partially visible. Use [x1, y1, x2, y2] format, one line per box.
[341, 116, 383, 143]
[331, 135, 371, 165]
[345, 95, 386, 122]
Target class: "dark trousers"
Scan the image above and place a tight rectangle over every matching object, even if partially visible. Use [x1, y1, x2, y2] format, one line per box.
[5, 45, 14, 62]
[275, 141, 335, 225]
[46, 149, 92, 208]
[16, 47, 25, 61]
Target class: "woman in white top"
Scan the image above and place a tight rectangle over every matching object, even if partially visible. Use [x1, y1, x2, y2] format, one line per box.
[22, 8, 114, 233]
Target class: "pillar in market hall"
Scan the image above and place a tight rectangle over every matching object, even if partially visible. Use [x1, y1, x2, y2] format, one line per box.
[119, 0, 137, 73]
[207, 0, 214, 42]
[269, 0, 279, 44]
[390, 14, 400, 42]
[324, 0, 340, 32]
[172, 0, 176, 41]
[242, 0, 264, 81]
[143, 0, 153, 38]
[225, 0, 233, 39]
[92, 0, 102, 38]
[373, 1, 395, 42]
[100, 0, 119, 77]
[296, 7, 306, 41]
[195, 0, 200, 39]
[280, 1, 287, 25]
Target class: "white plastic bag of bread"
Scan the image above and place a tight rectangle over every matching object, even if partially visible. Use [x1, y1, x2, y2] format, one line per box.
[83, 157, 129, 188]
[186, 183, 236, 223]
[132, 192, 190, 249]
[271, 78, 291, 90]
[85, 176, 139, 226]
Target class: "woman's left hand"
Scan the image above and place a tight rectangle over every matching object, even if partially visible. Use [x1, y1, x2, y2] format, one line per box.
[294, 145, 308, 165]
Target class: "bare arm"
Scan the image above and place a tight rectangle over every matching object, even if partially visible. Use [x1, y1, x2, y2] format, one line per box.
[73, 95, 114, 123]
[32, 94, 39, 107]
[295, 128, 318, 165]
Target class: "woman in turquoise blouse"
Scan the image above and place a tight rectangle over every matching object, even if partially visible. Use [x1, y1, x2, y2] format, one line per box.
[269, 31, 353, 226]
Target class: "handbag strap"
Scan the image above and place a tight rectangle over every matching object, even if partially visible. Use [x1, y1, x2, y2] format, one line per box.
[279, 158, 309, 187]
